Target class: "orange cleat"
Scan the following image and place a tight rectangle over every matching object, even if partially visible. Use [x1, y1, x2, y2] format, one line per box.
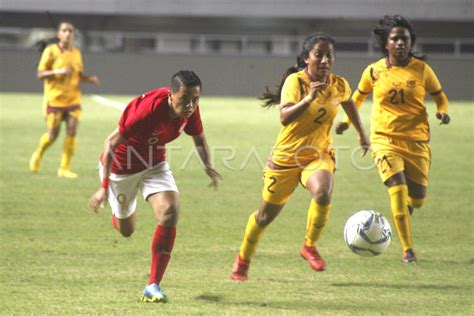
[231, 255, 250, 282]
[300, 244, 326, 271]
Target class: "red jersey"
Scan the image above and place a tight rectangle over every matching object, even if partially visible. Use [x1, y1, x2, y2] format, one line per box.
[110, 87, 203, 174]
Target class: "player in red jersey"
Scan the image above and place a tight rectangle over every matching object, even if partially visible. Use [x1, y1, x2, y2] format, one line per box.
[89, 70, 221, 303]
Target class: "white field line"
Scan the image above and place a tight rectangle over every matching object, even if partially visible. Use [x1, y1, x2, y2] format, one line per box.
[91, 95, 126, 111]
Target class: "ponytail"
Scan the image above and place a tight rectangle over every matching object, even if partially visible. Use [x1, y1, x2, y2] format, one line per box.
[260, 55, 306, 108]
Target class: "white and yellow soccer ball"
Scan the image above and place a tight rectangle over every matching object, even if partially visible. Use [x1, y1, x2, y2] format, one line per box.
[344, 210, 392, 257]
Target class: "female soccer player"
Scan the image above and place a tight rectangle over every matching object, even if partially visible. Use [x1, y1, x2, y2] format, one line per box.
[231, 33, 370, 281]
[335, 15, 451, 263]
[29, 21, 99, 178]
[89, 70, 221, 303]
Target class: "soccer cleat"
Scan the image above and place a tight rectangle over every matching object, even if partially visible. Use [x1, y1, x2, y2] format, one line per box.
[141, 283, 169, 303]
[57, 168, 78, 179]
[29, 152, 41, 173]
[401, 249, 417, 263]
[300, 244, 326, 271]
[231, 255, 250, 282]
[408, 205, 414, 216]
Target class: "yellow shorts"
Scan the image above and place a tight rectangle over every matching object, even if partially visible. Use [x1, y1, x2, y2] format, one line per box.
[262, 152, 336, 205]
[371, 134, 431, 186]
[45, 105, 81, 129]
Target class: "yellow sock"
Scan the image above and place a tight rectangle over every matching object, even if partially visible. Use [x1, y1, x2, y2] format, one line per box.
[408, 196, 425, 209]
[239, 211, 268, 261]
[304, 200, 331, 246]
[59, 136, 77, 170]
[388, 185, 413, 252]
[35, 133, 54, 157]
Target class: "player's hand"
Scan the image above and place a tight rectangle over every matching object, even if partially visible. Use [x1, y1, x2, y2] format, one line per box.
[89, 188, 108, 213]
[308, 81, 329, 100]
[436, 112, 450, 125]
[358, 133, 371, 157]
[335, 121, 350, 135]
[205, 167, 222, 190]
[55, 67, 72, 75]
[89, 75, 100, 86]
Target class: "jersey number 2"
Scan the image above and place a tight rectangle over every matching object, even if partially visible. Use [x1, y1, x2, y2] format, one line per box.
[313, 108, 327, 124]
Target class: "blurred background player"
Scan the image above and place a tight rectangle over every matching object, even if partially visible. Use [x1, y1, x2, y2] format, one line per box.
[231, 33, 370, 281]
[335, 15, 451, 263]
[89, 70, 221, 303]
[29, 21, 99, 178]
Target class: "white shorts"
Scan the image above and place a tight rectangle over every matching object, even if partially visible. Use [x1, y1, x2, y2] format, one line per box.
[99, 161, 179, 219]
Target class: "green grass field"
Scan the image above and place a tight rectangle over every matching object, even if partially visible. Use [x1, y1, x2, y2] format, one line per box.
[1, 93, 472, 314]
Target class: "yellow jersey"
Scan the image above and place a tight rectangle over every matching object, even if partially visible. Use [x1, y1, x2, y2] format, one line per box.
[38, 44, 83, 107]
[358, 57, 442, 142]
[271, 70, 352, 167]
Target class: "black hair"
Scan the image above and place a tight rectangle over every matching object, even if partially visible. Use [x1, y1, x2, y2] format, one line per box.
[35, 37, 59, 54]
[35, 21, 75, 54]
[170, 70, 202, 93]
[372, 15, 425, 60]
[260, 32, 335, 108]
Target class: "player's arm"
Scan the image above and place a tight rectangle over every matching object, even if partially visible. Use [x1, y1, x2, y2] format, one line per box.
[425, 65, 450, 125]
[336, 89, 370, 134]
[432, 91, 450, 125]
[37, 47, 72, 80]
[89, 128, 125, 212]
[280, 81, 328, 125]
[340, 99, 370, 156]
[335, 67, 373, 134]
[192, 133, 222, 190]
[37, 67, 72, 80]
[80, 73, 100, 85]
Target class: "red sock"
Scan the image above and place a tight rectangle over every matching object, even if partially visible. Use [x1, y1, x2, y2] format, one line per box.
[149, 225, 176, 285]
[111, 214, 119, 230]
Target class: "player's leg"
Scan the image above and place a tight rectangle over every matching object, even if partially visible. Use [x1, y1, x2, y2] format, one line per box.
[372, 137, 416, 262]
[406, 178, 427, 214]
[111, 213, 136, 237]
[29, 112, 61, 172]
[232, 167, 299, 281]
[140, 162, 179, 303]
[404, 142, 431, 214]
[99, 163, 140, 237]
[232, 201, 284, 281]
[107, 190, 138, 237]
[58, 111, 80, 178]
[385, 172, 416, 262]
[232, 200, 285, 279]
[142, 191, 178, 303]
[300, 159, 334, 271]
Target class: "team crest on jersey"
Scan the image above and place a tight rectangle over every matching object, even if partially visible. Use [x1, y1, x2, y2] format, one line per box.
[407, 80, 416, 88]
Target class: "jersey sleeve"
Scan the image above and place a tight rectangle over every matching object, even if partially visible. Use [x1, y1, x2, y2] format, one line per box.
[423, 63, 442, 95]
[280, 74, 302, 105]
[118, 95, 155, 139]
[37, 46, 53, 71]
[339, 77, 352, 103]
[357, 65, 375, 94]
[184, 107, 204, 136]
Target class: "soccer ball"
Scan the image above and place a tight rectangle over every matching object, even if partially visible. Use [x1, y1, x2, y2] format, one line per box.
[343, 210, 392, 257]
